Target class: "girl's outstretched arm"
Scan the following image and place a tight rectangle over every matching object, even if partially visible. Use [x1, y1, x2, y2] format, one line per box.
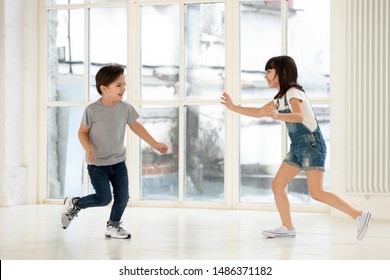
[220, 92, 274, 118]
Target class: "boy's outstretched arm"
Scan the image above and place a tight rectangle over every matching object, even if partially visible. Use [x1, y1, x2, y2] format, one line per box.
[129, 121, 168, 154]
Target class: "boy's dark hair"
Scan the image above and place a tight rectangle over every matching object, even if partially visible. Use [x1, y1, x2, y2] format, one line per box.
[265, 55, 304, 99]
[95, 64, 124, 95]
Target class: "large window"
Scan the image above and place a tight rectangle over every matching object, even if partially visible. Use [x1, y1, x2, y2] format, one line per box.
[43, 0, 330, 208]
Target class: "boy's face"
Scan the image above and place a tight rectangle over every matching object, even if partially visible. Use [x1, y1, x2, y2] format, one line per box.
[101, 74, 126, 102]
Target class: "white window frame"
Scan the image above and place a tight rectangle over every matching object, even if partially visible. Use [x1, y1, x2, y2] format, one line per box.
[39, 0, 330, 213]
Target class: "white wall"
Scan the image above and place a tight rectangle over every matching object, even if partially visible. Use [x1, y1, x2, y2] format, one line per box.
[0, 0, 39, 206]
[330, 0, 390, 219]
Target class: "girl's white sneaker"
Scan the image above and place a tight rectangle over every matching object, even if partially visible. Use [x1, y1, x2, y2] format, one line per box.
[356, 211, 371, 241]
[262, 225, 296, 238]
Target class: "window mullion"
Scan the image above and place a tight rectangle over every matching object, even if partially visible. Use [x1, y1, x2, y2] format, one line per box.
[128, 0, 141, 203]
[178, 2, 186, 202]
[82, 6, 90, 196]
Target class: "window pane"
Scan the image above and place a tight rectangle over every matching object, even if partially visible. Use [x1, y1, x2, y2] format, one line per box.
[240, 1, 281, 100]
[185, 105, 224, 201]
[185, 3, 225, 99]
[239, 112, 282, 203]
[140, 106, 179, 200]
[141, 5, 179, 100]
[90, 7, 127, 101]
[47, 107, 84, 198]
[288, 0, 330, 98]
[48, 9, 85, 101]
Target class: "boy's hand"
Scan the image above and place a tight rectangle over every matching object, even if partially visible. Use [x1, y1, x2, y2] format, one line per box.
[86, 146, 95, 163]
[153, 142, 168, 154]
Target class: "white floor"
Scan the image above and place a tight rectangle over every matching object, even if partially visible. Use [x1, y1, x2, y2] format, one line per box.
[0, 204, 389, 260]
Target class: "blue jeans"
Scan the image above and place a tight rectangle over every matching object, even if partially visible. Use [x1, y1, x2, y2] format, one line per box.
[76, 161, 129, 224]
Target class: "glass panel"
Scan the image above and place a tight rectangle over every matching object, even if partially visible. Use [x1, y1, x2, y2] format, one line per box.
[240, 1, 281, 100]
[140, 5, 179, 100]
[47, 9, 84, 101]
[239, 111, 282, 203]
[185, 105, 224, 201]
[288, 0, 330, 98]
[89, 7, 127, 101]
[140, 106, 179, 200]
[185, 3, 225, 99]
[47, 107, 84, 198]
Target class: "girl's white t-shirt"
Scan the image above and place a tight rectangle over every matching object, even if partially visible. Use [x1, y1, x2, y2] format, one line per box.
[273, 87, 317, 132]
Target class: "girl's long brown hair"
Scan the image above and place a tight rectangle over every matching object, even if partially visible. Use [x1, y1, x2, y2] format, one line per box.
[265, 56, 304, 99]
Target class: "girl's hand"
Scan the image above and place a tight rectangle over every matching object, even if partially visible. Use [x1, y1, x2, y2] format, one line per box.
[220, 92, 235, 110]
[153, 142, 168, 154]
[265, 105, 279, 119]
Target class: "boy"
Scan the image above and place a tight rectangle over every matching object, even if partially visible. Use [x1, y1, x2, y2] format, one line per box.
[61, 64, 168, 239]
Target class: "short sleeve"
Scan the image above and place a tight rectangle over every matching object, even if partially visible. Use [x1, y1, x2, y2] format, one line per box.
[126, 103, 140, 125]
[81, 106, 92, 128]
[287, 88, 304, 103]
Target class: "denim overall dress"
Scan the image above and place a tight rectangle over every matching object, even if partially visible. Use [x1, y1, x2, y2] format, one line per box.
[276, 94, 327, 171]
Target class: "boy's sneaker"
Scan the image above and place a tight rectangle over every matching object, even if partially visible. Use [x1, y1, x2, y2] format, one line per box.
[105, 222, 131, 239]
[61, 197, 80, 229]
[262, 225, 296, 238]
[356, 211, 371, 241]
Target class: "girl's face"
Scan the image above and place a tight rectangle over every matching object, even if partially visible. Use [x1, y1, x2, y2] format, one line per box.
[101, 74, 126, 104]
[264, 68, 279, 89]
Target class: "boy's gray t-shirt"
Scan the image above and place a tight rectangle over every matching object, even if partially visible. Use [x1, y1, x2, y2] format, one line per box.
[81, 100, 139, 166]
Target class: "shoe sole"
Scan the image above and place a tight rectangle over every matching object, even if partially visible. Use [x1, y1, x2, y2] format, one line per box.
[357, 212, 371, 241]
[105, 234, 131, 239]
[262, 232, 296, 238]
[61, 216, 71, 229]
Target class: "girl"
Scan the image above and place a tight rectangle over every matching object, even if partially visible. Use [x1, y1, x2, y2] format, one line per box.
[221, 55, 371, 241]
[61, 64, 168, 239]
